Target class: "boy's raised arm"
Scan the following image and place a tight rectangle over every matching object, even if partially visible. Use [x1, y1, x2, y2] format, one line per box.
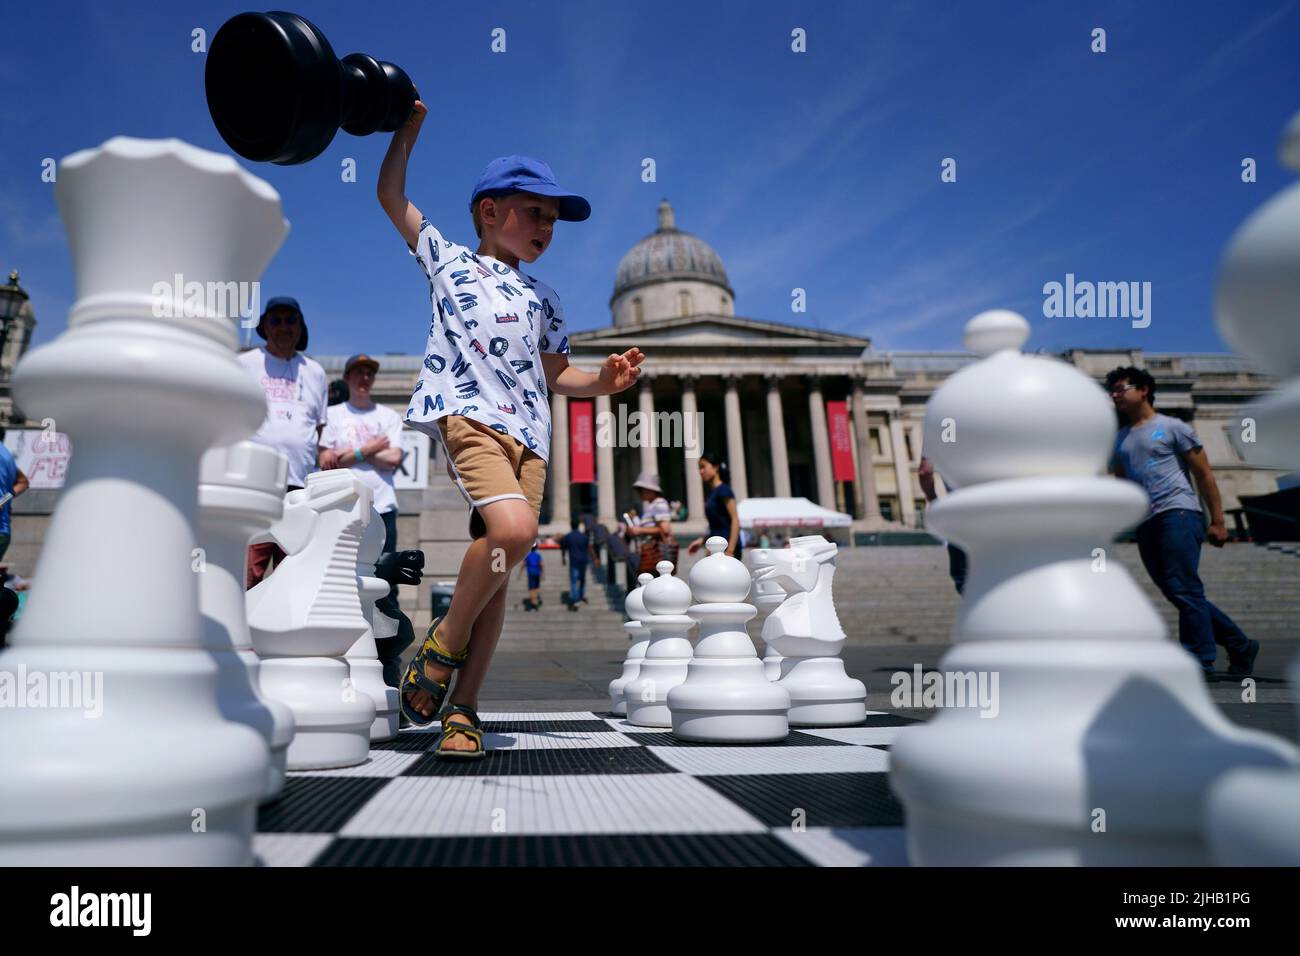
[378, 100, 428, 249]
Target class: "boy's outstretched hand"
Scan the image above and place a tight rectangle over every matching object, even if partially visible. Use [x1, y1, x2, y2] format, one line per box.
[597, 348, 645, 394]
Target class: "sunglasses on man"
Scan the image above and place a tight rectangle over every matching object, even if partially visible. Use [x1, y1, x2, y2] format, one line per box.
[267, 313, 300, 327]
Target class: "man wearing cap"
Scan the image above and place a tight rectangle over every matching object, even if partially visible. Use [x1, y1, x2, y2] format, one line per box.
[238, 296, 329, 588]
[319, 354, 410, 683]
[319, 353, 405, 541]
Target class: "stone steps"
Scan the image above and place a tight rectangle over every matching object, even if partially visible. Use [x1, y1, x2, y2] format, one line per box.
[402, 543, 1297, 649]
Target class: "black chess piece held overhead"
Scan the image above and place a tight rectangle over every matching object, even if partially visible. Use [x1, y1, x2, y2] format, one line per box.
[205, 10, 417, 165]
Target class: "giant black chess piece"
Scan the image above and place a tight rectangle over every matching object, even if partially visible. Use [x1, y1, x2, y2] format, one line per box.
[205, 10, 417, 165]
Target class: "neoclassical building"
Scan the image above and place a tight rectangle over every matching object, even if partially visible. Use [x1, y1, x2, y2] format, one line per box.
[532, 200, 1286, 536]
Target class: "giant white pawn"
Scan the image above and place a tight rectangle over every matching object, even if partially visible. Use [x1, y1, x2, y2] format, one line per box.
[1205, 110, 1300, 866]
[609, 573, 654, 716]
[198, 441, 297, 801]
[890, 309, 1295, 866]
[624, 562, 695, 727]
[0, 137, 285, 864]
[669, 537, 790, 741]
[248, 471, 376, 769]
[749, 536, 866, 726]
[348, 512, 400, 741]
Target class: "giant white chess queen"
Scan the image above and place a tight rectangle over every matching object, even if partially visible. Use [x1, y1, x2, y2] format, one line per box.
[0, 138, 289, 864]
[889, 309, 1296, 866]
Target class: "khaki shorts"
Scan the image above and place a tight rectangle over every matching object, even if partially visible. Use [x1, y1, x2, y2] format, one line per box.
[436, 415, 547, 539]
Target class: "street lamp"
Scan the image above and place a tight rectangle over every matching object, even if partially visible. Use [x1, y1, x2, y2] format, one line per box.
[0, 269, 29, 376]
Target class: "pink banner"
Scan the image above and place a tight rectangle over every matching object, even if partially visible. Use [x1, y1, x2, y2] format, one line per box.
[826, 400, 855, 482]
[570, 400, 594, 483]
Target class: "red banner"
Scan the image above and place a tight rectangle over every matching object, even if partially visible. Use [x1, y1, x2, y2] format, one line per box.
[570, 399, 595, 483]
[826, 400, 855, 482]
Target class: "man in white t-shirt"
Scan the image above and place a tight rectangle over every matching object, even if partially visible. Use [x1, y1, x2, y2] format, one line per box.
[320, 353, 409, 684]
[319, 353, 405, 527]
[238, 296, 329, 588]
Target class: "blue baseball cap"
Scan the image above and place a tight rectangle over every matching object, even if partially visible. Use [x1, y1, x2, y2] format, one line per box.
[469, 155, 591, 222]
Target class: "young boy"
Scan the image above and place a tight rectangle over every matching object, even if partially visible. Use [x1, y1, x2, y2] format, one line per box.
[378, 101, 645, 756]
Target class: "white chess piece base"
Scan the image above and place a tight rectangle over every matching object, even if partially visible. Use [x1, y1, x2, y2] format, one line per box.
[669, 665, 790, 742]
[0, 647, 267, 865]
[777, 658, 868, 727]
[609, 633, 649, 716]
[1207, 769, 1300, 866]
[259, 658, 374, 770]
[348, 656, 399, 741]
[232, 650, 296, 801]
[1206, 658, 1300, 866]
[625, 655, 690, 727]
[894, 639, 1296, 866]
[669, 601, 790, 742]
[762, 649, 785, 682]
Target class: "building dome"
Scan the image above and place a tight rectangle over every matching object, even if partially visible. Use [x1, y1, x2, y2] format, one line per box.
[610, 200, 734, 325]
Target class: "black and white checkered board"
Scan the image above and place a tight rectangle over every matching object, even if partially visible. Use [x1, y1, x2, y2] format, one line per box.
[253, 710, 918, 867]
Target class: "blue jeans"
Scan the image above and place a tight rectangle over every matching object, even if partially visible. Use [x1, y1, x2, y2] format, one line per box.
[569, 560, 588, 603]
[1135, 508, 1249, 669]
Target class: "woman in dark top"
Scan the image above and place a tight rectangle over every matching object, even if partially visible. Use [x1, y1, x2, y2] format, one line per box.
[687, 451, 742, 560]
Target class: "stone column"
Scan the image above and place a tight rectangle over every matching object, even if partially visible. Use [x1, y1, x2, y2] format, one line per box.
[550, 390, 570, 526]
[638, 374, 658, 477]
[765, 375, 792, 498]
[723, 375, 749, 499]
[680, 375, 706, 521]
[595, 392, 616, 525]
[889, 412, 916, 526]
[807, 376, 835, 509]
[851, 378, 882, 520]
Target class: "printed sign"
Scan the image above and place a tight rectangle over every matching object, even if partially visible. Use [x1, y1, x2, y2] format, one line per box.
[4, 428, 73, 488]
[394, 429, 429, 490]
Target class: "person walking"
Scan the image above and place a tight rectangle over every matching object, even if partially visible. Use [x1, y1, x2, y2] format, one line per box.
[687, 452, 742, 560]
[559, 519, 600, 610]
[1107, 366, 1259, 682]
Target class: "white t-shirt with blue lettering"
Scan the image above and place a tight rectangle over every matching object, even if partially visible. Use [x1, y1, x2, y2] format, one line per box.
[403, 218, 569, 461]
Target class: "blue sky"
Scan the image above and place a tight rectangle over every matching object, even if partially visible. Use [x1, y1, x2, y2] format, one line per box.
[3, 0, 1299, 358]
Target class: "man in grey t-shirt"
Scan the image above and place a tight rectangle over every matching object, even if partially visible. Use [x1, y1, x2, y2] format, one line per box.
[1106, 366, 1258, 682]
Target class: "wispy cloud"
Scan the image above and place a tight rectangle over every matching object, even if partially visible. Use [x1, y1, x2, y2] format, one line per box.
[1185, 1, 1298, 94]
[0, 194, 64, 253]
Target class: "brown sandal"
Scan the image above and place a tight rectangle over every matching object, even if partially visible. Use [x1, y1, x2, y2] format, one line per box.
[435, 704, 486, 760]
[398, 618, 468, 729]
